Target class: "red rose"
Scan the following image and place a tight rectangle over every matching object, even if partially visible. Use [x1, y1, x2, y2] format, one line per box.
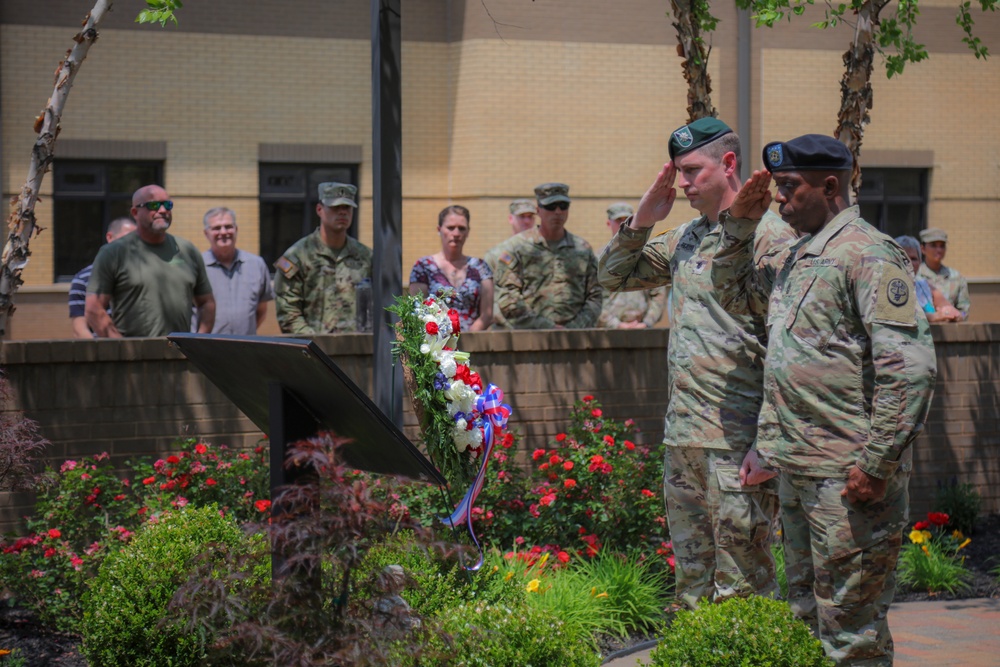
[603, 435, 615, 447]
[913, 520, 930, 530]
[532, 449, 546, 461]
[142, 476, 155, 485]
[425, 321, 439, 335]
[501, 433, 515, 449]
[563, 461, 574, 471]
[591, 408, 603, 418]
[624, 440, 636, 451]
[540, 492, 557, 506]
[48, 529, 61, 539]
[166, 455, 180, 465]
[589, 455, 604, 464]
[539, 463, 549, 471]
[641, 489, 655, 498]
[194, 443, 208, 455]
[927, 512, 950, 526]
[255, 499, 271, 512]
[556, 551, 570, 563]
[555, 433, 567, 442]
[549, 455, 561, 465]
[448, 309, 461, 333]
[582, 395, 594, 402]
[205, 478, 217, 486]
[564, 478, 577, 489]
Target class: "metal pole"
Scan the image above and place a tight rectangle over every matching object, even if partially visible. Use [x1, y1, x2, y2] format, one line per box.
[737, 6, 752, 181]
[371, 0, 403, 427]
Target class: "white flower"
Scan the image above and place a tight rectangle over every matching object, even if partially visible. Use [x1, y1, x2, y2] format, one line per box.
[419, 344, 431, 355]
[439, 356, 457, 378]
[455, 418, 468, 431]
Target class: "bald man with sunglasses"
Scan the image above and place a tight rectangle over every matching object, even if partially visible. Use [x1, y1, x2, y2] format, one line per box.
[492, 182, 602, 329]
[86, 184, 215, 337]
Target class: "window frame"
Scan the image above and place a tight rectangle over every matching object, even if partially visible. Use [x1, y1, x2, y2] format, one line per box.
[857, 167, 929, 240]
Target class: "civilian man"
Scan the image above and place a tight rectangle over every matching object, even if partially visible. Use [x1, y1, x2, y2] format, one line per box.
[86, 185, 215, 337]
[69, 216, 136, 338]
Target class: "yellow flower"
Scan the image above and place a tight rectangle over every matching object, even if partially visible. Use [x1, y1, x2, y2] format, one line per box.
[909, 529, 927, 544]
[491, 565, 499, 573]
[952, 530, 965, 540]
[526, 578, 541, 593]
[504, 571, 513, 581]
[957, 538, 972, 550]
[0, 649, 11, 657]
[921, 545, 930, 555]
[537, 552, 550, 568]
[590, 586, 597, 596]
[596, 592, 609, 599]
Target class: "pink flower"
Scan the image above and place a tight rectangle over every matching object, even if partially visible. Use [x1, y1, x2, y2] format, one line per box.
[80, 473, 91, 480]
[60, 460, 77, 473]
[539, 492, 557, 507]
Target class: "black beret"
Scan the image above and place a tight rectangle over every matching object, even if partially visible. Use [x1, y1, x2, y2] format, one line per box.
[669, 117, 734, 160]
[763, 134, 853, 172]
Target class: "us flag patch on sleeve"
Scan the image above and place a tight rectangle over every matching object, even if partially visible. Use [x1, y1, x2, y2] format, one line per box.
[498, 252, 513, 265]
[274, 256, 298, 278]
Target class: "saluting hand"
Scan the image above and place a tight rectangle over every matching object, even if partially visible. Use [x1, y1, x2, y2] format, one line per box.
[729, 169, 773, 220]
[632, 163, 678, 229]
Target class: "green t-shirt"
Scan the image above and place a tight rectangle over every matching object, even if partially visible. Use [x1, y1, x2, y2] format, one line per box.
[87, 232, 212, 337]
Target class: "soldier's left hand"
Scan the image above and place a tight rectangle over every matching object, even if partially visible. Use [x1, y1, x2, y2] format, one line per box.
[740, 449, 777, 486]
[729, 170, 772, 220]
[842, 466, 887, 503]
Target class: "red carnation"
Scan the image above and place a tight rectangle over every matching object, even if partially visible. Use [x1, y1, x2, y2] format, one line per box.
[425, 321, 439, 335]
[448, 309, 461, 333]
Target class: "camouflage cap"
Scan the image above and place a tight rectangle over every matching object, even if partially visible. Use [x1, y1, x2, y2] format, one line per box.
[919, 227, 948, 244]
[606, 202, 634, 220]
[668, 117, 733, 160]
[763, 134, 853, 173]
[318, 182, 358, 208]
[509, 198, 538, 216]
[534, 183, 571, 206]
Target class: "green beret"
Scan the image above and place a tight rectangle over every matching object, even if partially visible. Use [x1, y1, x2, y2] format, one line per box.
[668, 117, 733, 160]
[763, 135, 853, 173]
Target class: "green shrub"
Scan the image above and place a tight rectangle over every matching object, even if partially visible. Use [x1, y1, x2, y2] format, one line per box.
[772, 540, 788, 599]
[81, 505, 265, 667]
[649, 595, 832, 667]
[569, 549, 672, 634]
[425, 601, 602, 667]
[934, 480, 981, 535]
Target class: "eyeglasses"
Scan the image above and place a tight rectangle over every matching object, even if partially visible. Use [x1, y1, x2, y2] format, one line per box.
[136, 200, 174, 211]
[541, 202, 570, 211]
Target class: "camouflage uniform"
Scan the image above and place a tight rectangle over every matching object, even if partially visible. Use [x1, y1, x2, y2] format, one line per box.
[484, 241, 512, 329]
[493, 227, 602, 329]
[599, 285, 667, 327]
[918, 263, 970, 319]
[273, 230, 372, 334]
[715, 205, 937, 666]
[598, 209, 794, 609]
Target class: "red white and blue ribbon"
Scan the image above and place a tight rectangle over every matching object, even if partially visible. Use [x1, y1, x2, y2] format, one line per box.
[443, 384, 511, 571]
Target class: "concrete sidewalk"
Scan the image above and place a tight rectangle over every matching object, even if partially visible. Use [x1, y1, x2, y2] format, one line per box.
[603, 597, 1000, 666]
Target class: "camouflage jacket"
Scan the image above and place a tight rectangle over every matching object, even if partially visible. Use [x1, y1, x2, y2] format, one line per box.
[493, 227, 602, 329]
[484, 240, 512, 329]
[599, 285, 668, 327]
[273, 230, 372, 334]
[598, 211, 794, 451]
[918, 262, 970, 319]
[713, 206, 937, 478]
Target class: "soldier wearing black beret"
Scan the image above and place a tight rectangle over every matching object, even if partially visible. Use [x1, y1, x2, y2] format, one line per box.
[716, 135, 937, 666]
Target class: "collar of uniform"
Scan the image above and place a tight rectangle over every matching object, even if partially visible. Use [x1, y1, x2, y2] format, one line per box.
[526, 226, 573, 249]
[800, 205, 860, 257]
[308, 228, 359, 259]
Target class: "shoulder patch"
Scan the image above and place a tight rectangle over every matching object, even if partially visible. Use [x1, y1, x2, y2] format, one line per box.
[274, 256, 299, 279]
[874, 262, 916, 327]
[498, 252, 513, 265]
[653, 226, 681, 240]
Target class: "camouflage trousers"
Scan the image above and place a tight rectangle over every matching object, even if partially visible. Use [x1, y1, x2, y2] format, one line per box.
[780, 470, 909, 667]
[663, 446, 779, 609]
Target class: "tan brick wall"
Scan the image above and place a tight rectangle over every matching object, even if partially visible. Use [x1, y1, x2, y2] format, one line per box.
[2, 327, 998, 534]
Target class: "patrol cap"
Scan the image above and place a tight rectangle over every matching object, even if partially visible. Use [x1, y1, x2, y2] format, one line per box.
[606, 202, 634, 220]
[763, 134, 853, 173]
[509, 199, 537, 216]
[534, 183, 571, 206]
[668, 117, 733, 160]
[919, 227, 948, 244]
[318, 182, 358, 208]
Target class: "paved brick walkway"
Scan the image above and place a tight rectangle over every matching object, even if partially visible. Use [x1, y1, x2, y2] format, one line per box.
[603, 597, 1000, 666]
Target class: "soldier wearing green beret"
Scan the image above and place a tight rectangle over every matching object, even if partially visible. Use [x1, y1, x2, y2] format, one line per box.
[918, 227, 970, 320]
[599, 117, 795, 610]
[714, 134, 937, 666]
[484, 198, 538, 329]
[493, 183, 602, 329]
[273, 182, 373, 334]
[599, 202, 668, 328]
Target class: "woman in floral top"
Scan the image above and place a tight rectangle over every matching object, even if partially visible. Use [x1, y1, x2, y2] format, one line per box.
[408, 205, 493, 331]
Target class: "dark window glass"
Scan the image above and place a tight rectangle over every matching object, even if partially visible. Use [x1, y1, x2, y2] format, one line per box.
[857, 168, 928, 240]
[52, 160, 163, 282]
[259, 163, 358, 268]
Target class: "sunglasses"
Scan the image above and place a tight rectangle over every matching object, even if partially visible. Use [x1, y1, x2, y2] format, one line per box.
[541, 202, 570, 211]
[136, 200, 174, 211]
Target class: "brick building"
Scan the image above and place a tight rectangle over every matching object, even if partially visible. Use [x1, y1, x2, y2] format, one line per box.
[1, 0, 999, 339]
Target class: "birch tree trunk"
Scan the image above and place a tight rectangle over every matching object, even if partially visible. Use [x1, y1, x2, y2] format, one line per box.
[834, 0, 890, 199]
[0, 0, 113, 335]
[670, 0, 716, 122]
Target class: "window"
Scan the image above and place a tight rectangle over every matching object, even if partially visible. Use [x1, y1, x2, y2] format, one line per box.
[259, 163, 359, 268]
[52, 160, 163, 282]
[857, 168, 928, 240]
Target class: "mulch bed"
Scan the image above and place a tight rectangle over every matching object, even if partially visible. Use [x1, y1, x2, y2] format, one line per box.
[3, 514, 998, 667]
